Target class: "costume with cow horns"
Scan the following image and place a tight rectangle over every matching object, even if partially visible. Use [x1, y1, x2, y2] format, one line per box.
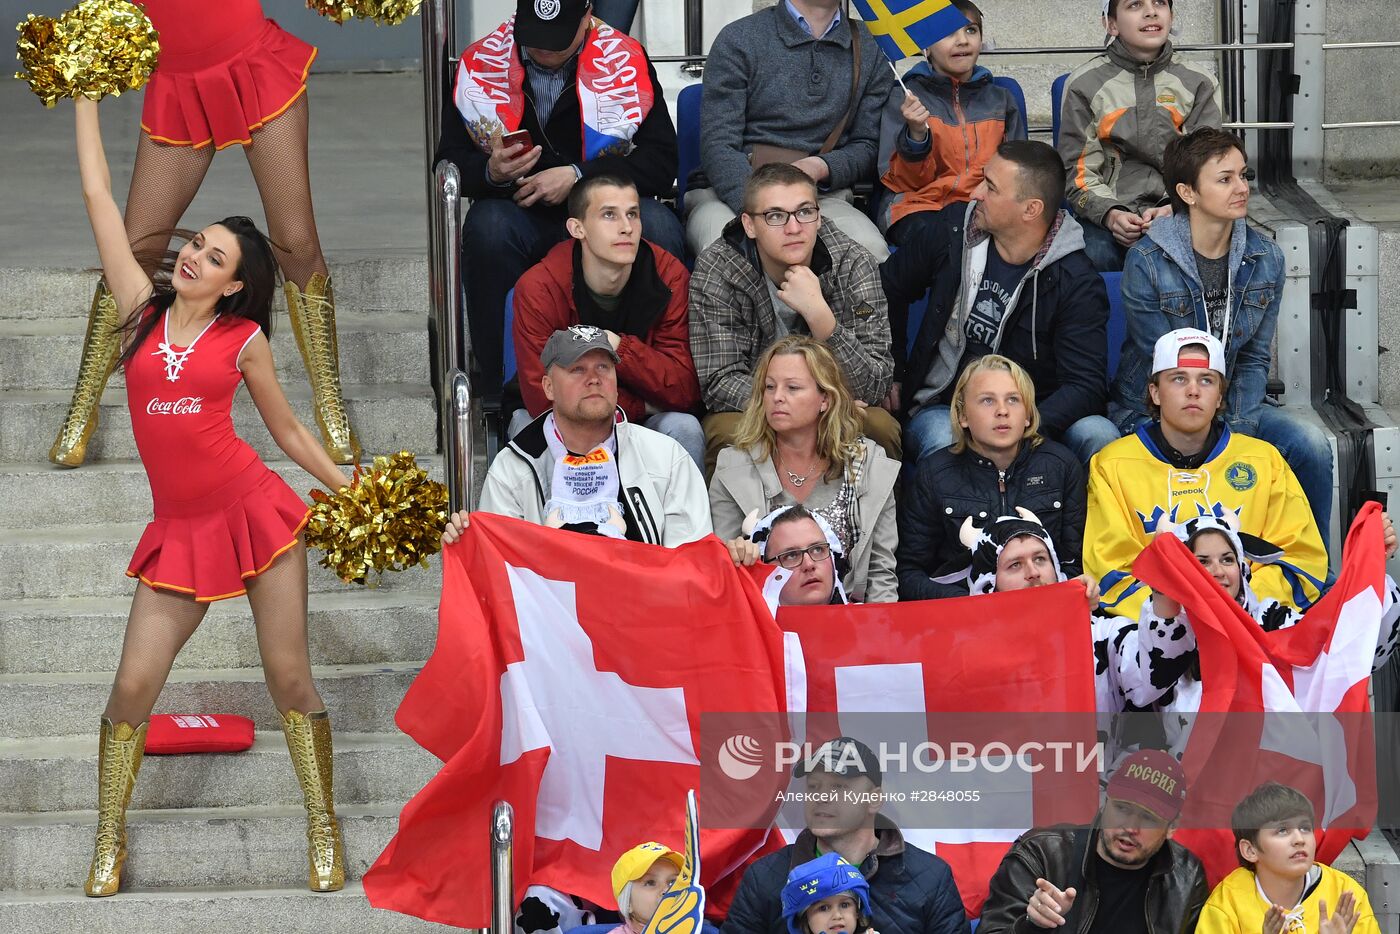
[1122, 513, 1400, 759]
[745, 505, 849, 613]
[934, 509, 1140, 718]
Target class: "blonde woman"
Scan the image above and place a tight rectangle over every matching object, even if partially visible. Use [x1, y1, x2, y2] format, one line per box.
[896, 354, 1085, 600]
[710, 336, 899, 603]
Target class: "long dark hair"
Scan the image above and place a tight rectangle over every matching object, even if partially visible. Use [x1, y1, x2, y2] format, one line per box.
[116, 216, 279, 366]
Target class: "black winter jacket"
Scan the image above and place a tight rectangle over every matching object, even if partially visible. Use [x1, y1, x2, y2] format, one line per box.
[434, 41, 678, 204]
[896, 438, 1086, 600]
[881, 206, 1109, 437]
[978, 825, 1207, 934]
[720, 828, 969, 934]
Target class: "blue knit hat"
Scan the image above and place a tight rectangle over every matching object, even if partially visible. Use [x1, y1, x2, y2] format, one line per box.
[780, 853, 872, 934]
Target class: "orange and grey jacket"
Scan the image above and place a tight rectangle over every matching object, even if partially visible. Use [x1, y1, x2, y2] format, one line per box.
[876, 63, 1025, 232]
[1057, 40, 1221, 226]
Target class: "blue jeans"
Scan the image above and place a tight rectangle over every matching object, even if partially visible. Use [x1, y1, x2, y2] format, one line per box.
[592, 0, 640, 32]
[1251, 406, 1334, 546]
[1077, 215, 1129, 273]
[904, 406, 1120, 466]
[463, 197, 686, 396]
[507, 408, 705, 473]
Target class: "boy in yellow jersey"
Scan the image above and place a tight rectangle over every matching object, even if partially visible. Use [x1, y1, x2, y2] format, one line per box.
[1084, 328, 1327, 619]
[1197, 782, 1379, 933]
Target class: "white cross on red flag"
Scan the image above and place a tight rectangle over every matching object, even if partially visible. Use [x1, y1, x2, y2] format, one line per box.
[364, 515, 789, 928]
[1130, 503, 1385, 884]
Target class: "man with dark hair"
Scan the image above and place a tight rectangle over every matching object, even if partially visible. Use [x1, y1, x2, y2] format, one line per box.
[980, 749, 1209, 934]
[1110, 126, 1334, 543]
[685, 0, 895, 259]
[690, 163, 898, 468]
[882, 139, 1117, 464]
[511, 173, 703, 467]
[1059, 0, 1221, 271]
[722, 737, 969, 934]
[436, 0, 685, 405]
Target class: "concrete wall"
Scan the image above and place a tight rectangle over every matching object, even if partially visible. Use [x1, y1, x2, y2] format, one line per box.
[1323, 0, 1400, 181]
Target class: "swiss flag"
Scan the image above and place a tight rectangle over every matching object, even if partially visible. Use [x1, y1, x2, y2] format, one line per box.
[1130, 504, 1385, 884]
[364, 515, 789, 928]
[774, 585, 1103, 917]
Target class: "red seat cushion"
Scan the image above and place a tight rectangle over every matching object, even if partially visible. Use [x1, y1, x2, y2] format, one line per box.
[145, 714, 256, 754]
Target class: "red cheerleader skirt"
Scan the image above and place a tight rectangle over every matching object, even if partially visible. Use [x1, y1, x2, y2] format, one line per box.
[127, 460, 311, 602]
[140, 17, 318, 151]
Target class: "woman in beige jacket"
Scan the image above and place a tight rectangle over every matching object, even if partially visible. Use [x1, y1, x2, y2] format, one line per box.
[709, 336, 899, 603]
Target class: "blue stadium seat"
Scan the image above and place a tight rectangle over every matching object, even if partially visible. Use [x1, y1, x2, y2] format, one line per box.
[992, 76, 1027, 129]
[1102, 270, 1125, 381]
[1051, 73, 1069, 148]
[676, 83, 703, 214]
[907, 292, 929, 362]
[504, 287, 517, 384]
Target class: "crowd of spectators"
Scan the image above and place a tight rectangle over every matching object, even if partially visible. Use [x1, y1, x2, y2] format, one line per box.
[437, 1, 1393, 931]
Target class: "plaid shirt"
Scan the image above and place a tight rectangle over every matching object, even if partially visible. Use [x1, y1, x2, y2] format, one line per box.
[687, 219, 893, 412]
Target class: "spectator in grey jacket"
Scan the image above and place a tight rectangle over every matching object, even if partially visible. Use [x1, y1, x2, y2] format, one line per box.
[689, 164, 898, 472]
[685, 0, 893, 260]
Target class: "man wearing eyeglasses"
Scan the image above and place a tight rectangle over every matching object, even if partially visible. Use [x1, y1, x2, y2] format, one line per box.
[689, 163, 898, 472]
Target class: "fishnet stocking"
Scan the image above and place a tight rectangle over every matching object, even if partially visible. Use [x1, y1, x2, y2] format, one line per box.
[123, 134, 215, 272]
[243, 95, 329, 290]
[245, 537, 324, 715]
[104, 584, 209, 724]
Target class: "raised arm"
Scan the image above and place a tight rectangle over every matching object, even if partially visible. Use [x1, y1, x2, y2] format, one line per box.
[239, 331, 351, 492]
[75, 96, 151, 324]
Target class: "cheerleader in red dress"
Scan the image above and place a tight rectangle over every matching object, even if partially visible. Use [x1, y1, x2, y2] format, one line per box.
[51, 0, 359, 469]
[73, 94, 352, 898]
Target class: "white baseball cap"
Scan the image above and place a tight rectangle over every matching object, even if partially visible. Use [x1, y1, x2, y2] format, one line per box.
[1151, 328, 1226, 377]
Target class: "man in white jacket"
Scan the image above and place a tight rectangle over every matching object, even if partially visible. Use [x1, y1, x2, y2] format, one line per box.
[443, 326, 712, 548]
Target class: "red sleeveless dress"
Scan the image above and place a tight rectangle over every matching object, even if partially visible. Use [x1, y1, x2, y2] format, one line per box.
[140, 0, 317, 150]
[124, 310, 310, 602]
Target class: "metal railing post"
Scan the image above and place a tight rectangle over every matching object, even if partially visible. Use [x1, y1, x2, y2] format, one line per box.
[452, 370, 475, 511]
[433, 159, 473, 511]
[491, 801, 516, 934]
[681, 0, 703, 77]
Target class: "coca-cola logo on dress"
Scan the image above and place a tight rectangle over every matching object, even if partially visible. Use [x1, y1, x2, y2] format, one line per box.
[146, 396, 204, 415]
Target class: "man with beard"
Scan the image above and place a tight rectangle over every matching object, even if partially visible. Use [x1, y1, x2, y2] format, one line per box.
[722, 737, 969, 934]
[441, 326, 710, 547]
[978, 750, 1207, 933]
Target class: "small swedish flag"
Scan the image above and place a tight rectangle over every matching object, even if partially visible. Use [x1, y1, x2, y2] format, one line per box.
[849, 0, 970, 60]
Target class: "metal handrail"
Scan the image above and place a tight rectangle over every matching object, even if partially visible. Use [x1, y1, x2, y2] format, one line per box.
[432, 159, 474, 512]
[491, 801, 515, 934]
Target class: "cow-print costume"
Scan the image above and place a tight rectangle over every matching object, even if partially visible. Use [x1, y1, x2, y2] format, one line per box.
[1123, 514, 1400, 760]
[515, 885, 599, 934]
[747, 505, 849, 613]
[934, 513, 1140, 717]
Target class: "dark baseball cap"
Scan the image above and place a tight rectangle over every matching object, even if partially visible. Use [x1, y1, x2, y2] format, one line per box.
[793, 737, 882, 786]
[516, 0, 592, 52]
[540, 325, 619, 370]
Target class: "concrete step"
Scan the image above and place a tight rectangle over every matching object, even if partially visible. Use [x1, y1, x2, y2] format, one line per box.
[0, 663, 421, 739]
[1, 730, 435, 814]
[0, 803, 406, 892]
[0, 521, 442, 600]
[0, 311, 429, 391]
[0, 382, 435, 464]
[0, 589, 440, 674]
[0, 455, 443, 529]
[0, 882, 444, 933]
[0, 256, 430, 322]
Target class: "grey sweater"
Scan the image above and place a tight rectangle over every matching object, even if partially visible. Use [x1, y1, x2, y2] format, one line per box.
[699, 3, 894, 211]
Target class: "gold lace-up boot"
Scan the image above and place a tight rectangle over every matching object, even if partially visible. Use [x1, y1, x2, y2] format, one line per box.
[281, 708, 346, 892]
[284, 274, 361, 464]
[50, 281, 122, 467]
[85, 718, 148, 896]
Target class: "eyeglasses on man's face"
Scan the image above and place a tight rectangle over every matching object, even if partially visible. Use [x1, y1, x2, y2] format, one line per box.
[750, 205, 821, 227]
[769, 542, 832, 569]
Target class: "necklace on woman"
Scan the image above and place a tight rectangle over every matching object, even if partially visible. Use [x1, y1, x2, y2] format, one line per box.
[779, 450, 820, 487]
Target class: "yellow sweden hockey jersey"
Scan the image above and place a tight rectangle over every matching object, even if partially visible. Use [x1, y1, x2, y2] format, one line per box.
[1196, 864, 1380, 934]
[1085, 425, 1327, 619]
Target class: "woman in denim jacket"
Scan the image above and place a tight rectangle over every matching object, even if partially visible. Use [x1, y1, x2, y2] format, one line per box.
[1107, 128, 1333, 541]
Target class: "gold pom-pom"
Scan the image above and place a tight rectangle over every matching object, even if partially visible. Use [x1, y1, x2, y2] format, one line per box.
[14, 0, 159, 107]
[307, 451, 450, 585]
[306, 0, 422, 27]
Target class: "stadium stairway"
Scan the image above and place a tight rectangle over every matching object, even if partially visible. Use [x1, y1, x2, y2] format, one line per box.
[0, 74, 447, 930]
